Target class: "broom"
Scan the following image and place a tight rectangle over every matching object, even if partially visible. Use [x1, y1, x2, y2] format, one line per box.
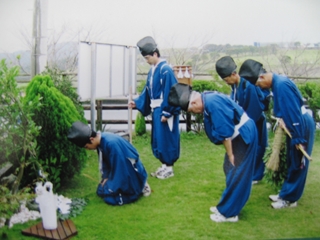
[282, 124, 312, 161]
[266, 124, 285, 171]
[271, 116, 312, 161]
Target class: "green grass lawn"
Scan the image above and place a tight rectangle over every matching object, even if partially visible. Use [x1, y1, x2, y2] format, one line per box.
[2, 131, 320, 240]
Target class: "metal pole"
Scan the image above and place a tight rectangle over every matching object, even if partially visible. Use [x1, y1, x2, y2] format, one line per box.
[90, 43, 97, 131]
[128, 47, 133, 143]
[109, 45, 113, 97]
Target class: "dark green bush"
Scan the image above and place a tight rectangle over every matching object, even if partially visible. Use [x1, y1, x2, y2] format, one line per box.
[23, 75, 88, 190]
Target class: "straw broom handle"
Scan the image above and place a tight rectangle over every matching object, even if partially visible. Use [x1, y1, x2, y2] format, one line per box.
[282, 124, 312, 161]
[270, 116, 312, 161]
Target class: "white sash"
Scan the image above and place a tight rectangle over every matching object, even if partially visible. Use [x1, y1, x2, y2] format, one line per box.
[231, 112, 250, 140]
[150, 99, 163, 109]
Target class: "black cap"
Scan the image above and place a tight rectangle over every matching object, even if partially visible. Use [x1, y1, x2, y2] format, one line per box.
[137, 36, 157, 56]
[239, 59, 266, 85]
[168, 83, 192, 111]
[215, 56, 237, 78]
[67, 121, 92, 147]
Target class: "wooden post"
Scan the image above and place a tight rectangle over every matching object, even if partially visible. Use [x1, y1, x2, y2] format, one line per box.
[96, 100, 102, 131]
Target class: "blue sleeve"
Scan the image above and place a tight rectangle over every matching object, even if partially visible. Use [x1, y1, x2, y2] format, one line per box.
[205, 95, 235, 144]
[242, 84, 266, 122]
[134, 71, 151, 116]
[160, 65, 181, 117]
[134, 85, 151, 116]
[261, 89, 271, 111]
[275, 80, 306, 145]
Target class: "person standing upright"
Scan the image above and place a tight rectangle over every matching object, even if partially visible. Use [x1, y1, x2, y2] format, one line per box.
[215, 56, 269, 183]
[128, 36, 180, 179]
[239, 59, 315, 209]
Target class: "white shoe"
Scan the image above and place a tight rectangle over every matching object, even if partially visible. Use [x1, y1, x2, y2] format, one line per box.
[271, 200, 297, 209]
[252, 181, 259, 185]
[150, 165, 166, 177]
[156, 167, 174, 179]
[209, 206, 219, 214]
[210, 213, 238, 222]
[269, 194, 280, 202]
[142, 182, 151, 197]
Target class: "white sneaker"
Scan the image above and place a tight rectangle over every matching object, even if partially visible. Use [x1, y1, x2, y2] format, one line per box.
[269, 194, 280, 202]
[271, 200, 297, 209]
[150, 165, 166, 177]
[142, 182, 151, 197]
[156, 167, 174, 179]
[252, 181, 259, 185]
[209, 206, 219, 214]
[210, 213, 238, 222]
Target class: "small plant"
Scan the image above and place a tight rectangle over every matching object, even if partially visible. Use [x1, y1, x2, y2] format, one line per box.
[0, 185, 34, 226]
[57, 197, 88, 221]
[135, 112, 146, 136]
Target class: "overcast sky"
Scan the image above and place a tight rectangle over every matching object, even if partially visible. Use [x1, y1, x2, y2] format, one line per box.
[1, 0, 320, 53]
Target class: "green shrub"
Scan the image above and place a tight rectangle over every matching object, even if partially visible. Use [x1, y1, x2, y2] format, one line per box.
[298, 82, 320, 122]
[41, 67, 84, 117]
[192, 79, 230, 94]
[23, 75, 88, 190]
[135, 112, 146, 136]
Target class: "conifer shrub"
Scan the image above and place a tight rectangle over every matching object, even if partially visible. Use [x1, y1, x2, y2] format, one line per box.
[135, 112, 146, 136]
[41, 67, 84, 117]
[23, 75, 88, 190]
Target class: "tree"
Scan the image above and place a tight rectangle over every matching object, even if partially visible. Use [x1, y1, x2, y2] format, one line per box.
[260, 43, 320, 77]
[0, 59, 42, 194]
[0, 60, 41, 225]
